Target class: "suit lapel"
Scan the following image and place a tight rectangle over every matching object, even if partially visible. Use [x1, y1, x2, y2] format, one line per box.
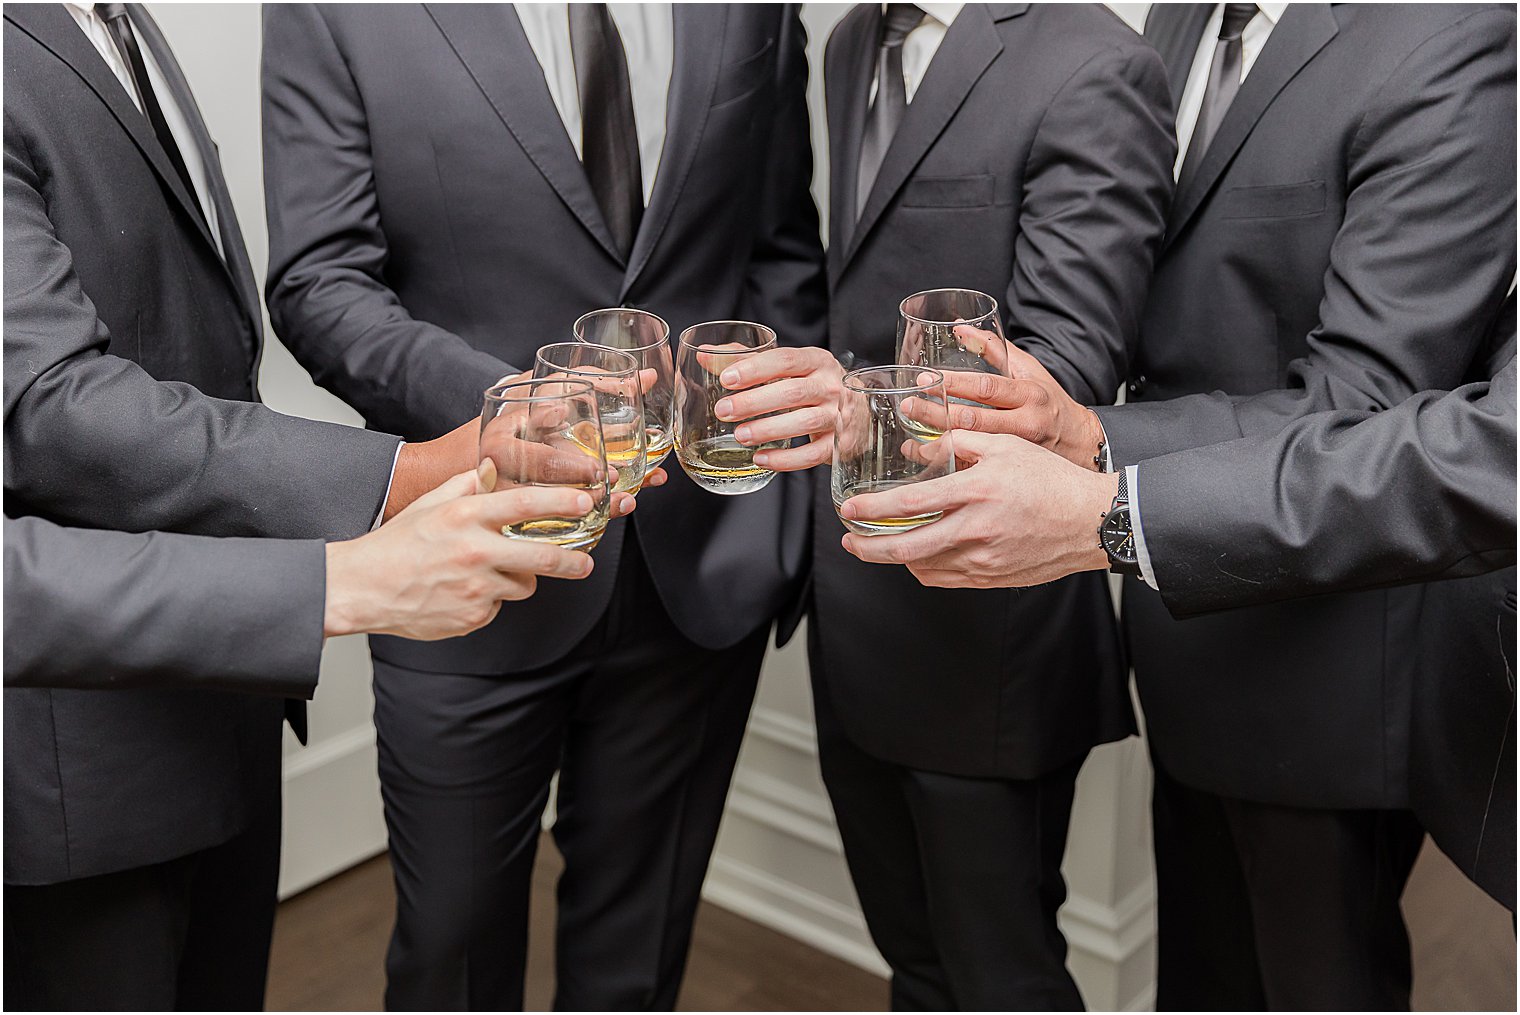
[842, 4, 1023, 268]
[1164, 4, 1339, 250]
[129, 5, 261, 341]
[1145, 3, 1215, 117]
[425, 3, 623, 265]
[826, 4, 879, 281]
[5, 4, 224, 260]
[621, 4, 726, 298]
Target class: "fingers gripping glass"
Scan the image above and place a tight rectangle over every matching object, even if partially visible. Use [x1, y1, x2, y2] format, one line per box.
[479, 378, 612, 551]
[895, 288, 1009, 410]
[832, 366, 956, 535]
[573, 308, 676, 470]
[675, 321, 788, 495]
[533, 342, 648, 494]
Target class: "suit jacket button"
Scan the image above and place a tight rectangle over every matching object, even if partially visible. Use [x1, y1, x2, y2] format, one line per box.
[1128, 375, 1147, 397]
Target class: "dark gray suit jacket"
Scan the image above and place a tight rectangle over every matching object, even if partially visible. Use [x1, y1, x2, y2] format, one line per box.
[1141, 357, 1516, 614]
[1090, 4, 1516, 809]
[262, 4, 827, 676]
[811, 3, 1175, 778]
[5, 517, 326, 697]
[3, 4, 398, 885]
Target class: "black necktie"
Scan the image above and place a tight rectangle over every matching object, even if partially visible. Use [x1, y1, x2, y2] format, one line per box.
[96, 3, 205, 225]
[1177, 3, 1258, 191]
[856, 3, 925, 220]
[570, 4, 643, 260]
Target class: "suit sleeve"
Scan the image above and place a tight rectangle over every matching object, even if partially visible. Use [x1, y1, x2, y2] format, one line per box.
[1011, 38, 1175, 405]
[1098, 9, 1518, 461]
[262, 4, 513, 440]
[3, 516, 326, 695]
[738, 5, 828, 351]
[1137, 356, 1517, 617]
[3, 110, 400, 540]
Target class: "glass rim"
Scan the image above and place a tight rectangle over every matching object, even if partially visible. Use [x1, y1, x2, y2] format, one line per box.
[534, 342, 640, 377]
[677, 320, 778, 352]
[842, 365, 947, 395]
[898, 288, 999, 326]
[484, 376, 598, 404]
[572, 307, 671, 351]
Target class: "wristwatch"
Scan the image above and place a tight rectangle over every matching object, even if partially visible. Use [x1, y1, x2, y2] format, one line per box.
[1098, 469, 1141, 577]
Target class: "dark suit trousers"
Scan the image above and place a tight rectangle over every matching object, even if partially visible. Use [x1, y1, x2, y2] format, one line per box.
[1151, 762, 1426, 1011]
[372, 532, 768, 1011]
[810, 629, 1085, 1012]
[2, 759, 281, 1011]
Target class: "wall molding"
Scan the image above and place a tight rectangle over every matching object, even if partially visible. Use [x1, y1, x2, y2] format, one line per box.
[280, 724, 386, 898]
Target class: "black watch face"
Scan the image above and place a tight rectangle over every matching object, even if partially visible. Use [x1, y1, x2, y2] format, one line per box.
[1101, 506, 1138, 564]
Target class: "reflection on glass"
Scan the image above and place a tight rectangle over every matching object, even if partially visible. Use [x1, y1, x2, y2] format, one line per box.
[534, 342, 648, 494]
[573, 308, 676, 469]
[479, 377, 611, 550]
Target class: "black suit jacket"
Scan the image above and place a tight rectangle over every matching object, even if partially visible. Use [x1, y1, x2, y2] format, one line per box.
[262, 3, 827, 676]
[1094, 4, 1516, 808]
[812, 3, 1175, 778]
[2, 5, 398, 885]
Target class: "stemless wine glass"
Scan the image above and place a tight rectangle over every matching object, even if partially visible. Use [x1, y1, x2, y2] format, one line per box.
[573, 308, 675, 469]
[533, 342, 648, 494]
[479, 378, 611, 550]
[832, 366, 956, 536]
[896, 289, 1009, 408]
[674, 321, 788, 495]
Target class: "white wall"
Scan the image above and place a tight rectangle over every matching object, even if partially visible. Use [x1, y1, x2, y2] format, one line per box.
[154, 3, 1156, 1006]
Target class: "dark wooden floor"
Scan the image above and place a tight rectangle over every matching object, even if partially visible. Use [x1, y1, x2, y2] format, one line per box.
[267, 835, 1514, 1011]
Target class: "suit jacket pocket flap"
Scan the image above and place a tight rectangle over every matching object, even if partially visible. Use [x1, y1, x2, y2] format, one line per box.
[1219, 180, 1326, 220]
[899, 174, 996, 208]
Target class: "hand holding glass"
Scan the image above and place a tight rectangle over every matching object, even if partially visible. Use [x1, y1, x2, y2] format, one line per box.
[896, 288, 1009, 417]
[479, 378, 611, 550]
[676, 321, 789, 495]
[832, 366, 956, 535]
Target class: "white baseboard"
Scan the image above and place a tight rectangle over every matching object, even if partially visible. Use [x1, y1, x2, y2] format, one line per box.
[279, 724, 387, 898]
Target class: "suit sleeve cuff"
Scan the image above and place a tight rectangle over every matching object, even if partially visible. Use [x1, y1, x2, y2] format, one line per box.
[372, 442, 406, 530]
[1126, 464, 1160, 591]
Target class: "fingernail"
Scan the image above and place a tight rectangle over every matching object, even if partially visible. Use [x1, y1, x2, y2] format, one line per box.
[721, 368, 740, 387]
[575, 493, 593, 512]
[752, 451, 768, 466]
[735, 425, 752, 444]
[840, 500, 856, 519]
[715, 398, 734, 419]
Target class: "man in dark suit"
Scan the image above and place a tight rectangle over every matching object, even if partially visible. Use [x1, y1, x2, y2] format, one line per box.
[1, 3, 506, 1008]
[260, 5, 826, 1008]
[711, 4, 1174, 1007]
[857, 4, 1515, 1007]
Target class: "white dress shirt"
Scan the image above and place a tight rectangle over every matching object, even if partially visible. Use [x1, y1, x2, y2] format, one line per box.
[514, 3, 673, 204]
[869, 3, 965, 106]
[1125, 3, 1287, 588]
[1170, 3, 1287, 180]
[65, 2, 223, 258]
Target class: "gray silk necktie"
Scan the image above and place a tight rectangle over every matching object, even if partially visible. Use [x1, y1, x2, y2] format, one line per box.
[1177, 3, 1259, 192]
[856, 3, 926, 221]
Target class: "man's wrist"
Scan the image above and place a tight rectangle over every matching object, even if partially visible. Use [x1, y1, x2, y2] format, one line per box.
[323, 541, 370, 638]
[1079, 470, 1121, 571]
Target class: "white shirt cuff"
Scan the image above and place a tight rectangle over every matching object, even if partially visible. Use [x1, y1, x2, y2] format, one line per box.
[373, 442, 405, 530]
[1125, 464, 1160, 591]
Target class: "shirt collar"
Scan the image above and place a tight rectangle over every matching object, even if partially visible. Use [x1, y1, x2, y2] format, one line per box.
[1255, 3, 1288, 27]
[65, 2, 98, 17]
[880, 3, 964, 28]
